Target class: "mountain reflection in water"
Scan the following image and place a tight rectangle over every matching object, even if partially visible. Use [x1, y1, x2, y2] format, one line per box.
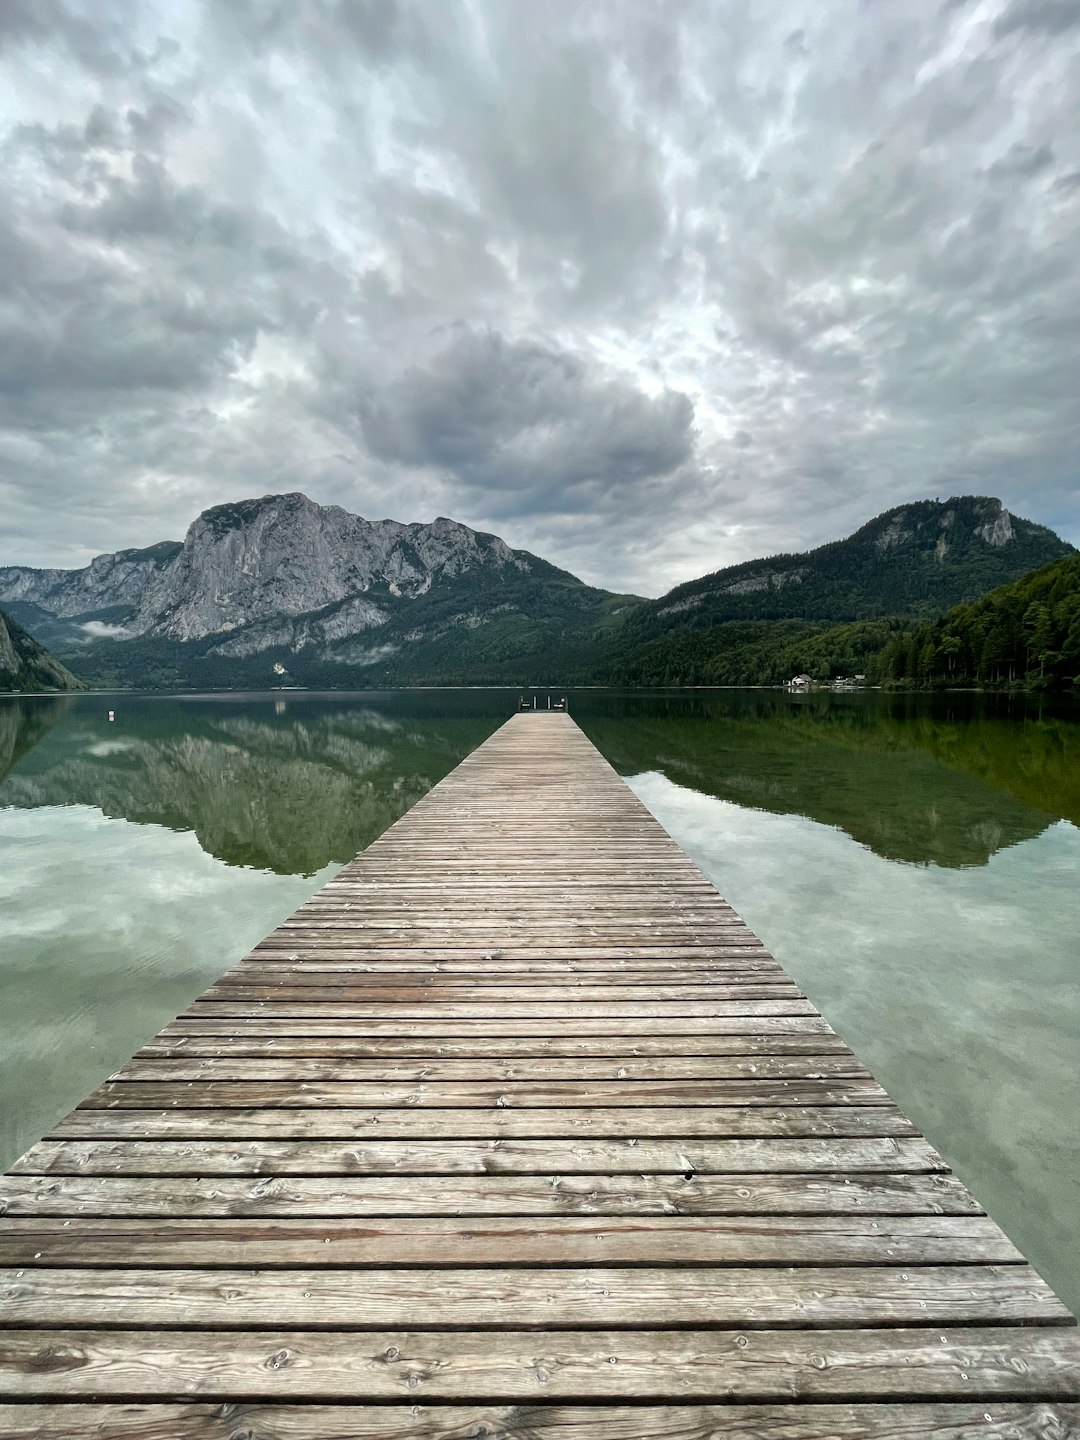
[573, 688, 1080, 869]
[3, 688, 1077, 873]
[0, 692, 505, 875]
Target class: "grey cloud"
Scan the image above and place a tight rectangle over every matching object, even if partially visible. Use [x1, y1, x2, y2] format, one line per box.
[0, 0, 168, 74]
[358, 329, 696, 519]
[441, 36, 670, 313]
[987, 143, 1055, 179]
[0, 0, 47, 42]
[994, 0, 1080, 39]
[208, 0, 420, 62]
[0, 0, 1078, 592]
[264, 2, 675, 318]
[0, 109, 341, 421]
[330, 0, 414, 61]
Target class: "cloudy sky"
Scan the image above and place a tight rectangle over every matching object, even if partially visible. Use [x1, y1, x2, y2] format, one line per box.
[2, 0, 1079, 594]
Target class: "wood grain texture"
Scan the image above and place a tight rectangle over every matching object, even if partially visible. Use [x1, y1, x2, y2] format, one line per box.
[10, 1135, 943, 1177]
[134, 1033, 852, 1057]
[1, 710, 1075, 1427]
[107, 1054, 870, 1083]
[158, 1015, 839, 1036]
[1, 1403, 1078, 1439]
[0, 1171, 985, 1218]
[2, 1327, 1079, 1401]
[2, 1264, 1068, 1328]
[77, 1077, 891, 1109]
[0, 1215, 1029, 1268]
[47, 1104, 921, 1140]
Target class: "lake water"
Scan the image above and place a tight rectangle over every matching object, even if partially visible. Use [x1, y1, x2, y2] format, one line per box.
[1, 687, 1078, 1314]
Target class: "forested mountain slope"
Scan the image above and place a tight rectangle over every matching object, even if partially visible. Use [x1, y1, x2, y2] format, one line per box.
[620, 496, 1071, 637]
[875, 552, 1080, 690]
[602, 497, 1074, 688]
[0, 492, 1071, 690]
[0, 610, 85, 693]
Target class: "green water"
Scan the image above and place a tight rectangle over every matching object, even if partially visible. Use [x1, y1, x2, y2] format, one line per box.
[1, 688, 1077, 1312]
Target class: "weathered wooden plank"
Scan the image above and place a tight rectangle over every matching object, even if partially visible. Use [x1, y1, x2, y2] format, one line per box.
[300, 877, 724, 887]
[199, 984, 802, 1002]
[134, 1034, 855, 1059]
[180, 1000, 819, 1019]
[273, 919, 754, 931]
[232, 959, 785, 976]
[2, 1327, 1079, 1401]
[1, 1402, 1077, 1440]
[48, 1104, 919, 1140]
[282, 923, 756, 936]
[10, 1136, 943, 1178]
[285, 917, 749, 931]
[286, 916, 744, 928]
[264, 934, 767, 949]
[0, 1172, 982, 1218]
[316, 869, 719, 878]
[280, 898, 744, 910]
[0, 1215, 1027, 1268]
[2, 1265, 1067, 1328]
[308, 852, 720, 864]
[161, 1016, 837, 1036]
[78, 1078, 891, 1110]
[291, 900, 741, 913]
[224, 896, 742, 910]
[248, 943, 773, 958]
[108, 1054, 871, 1084]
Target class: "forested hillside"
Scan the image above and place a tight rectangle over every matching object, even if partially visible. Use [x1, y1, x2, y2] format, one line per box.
[600, 497, 1073, 688]
[875, 554, 1080, 690]
[619, 497, 1070, 642]
[0, 609, 85, 693]
[604, 619, 905, 687]
[2, 492, 1074, 692]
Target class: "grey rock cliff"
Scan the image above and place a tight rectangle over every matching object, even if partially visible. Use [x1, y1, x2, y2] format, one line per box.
[0, 545, 180, 619]
[0, 493, 531, 648]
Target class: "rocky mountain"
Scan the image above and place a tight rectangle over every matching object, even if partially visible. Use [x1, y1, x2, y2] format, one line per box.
[0, 492, 633, 687]
[0, 609, 85, 693]
[601, 497, 1076, 688]
[0, 492, 1072, 690]
[0, 542, 181, 624]
[0, 494, 543, 648]
[626, 498, 1073, 638]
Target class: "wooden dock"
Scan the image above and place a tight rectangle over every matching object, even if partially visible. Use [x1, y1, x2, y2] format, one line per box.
[1, 711, 1077, 1437]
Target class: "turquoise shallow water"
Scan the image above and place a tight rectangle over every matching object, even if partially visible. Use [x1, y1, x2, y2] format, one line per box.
[1, 686, 1077, 1312]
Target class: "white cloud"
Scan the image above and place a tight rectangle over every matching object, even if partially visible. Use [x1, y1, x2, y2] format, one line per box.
[78, 620, 133, 639]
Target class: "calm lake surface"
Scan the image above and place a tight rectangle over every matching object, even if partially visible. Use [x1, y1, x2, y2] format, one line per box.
[1, 687, 1078, 1312]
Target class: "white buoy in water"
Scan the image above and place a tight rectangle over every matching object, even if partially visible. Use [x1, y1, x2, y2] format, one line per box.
[108, 710, 115, 722]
